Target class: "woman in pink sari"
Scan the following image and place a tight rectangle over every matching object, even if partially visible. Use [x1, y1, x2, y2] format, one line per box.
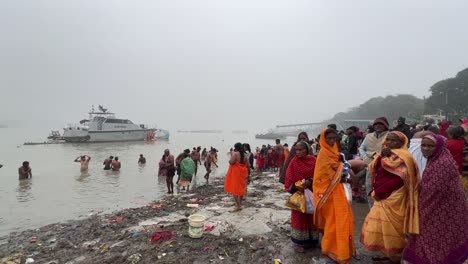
[403, 134, 468, 264]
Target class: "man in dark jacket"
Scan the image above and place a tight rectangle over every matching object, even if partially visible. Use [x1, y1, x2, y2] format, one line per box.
[393, 116, 411, 139]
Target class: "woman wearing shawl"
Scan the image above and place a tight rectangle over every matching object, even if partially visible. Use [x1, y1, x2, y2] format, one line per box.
[284, 141, 318, 252]
[178, 151, 195, 193]
[224, 143, 250, 212]
[279, 132, 309, 184]
[446, 126, 465, 175]
[360, 131, 420, 263]
[313, 128, 355, 263]
[402, 134, 468, 264]
[438, 120, 450, 138]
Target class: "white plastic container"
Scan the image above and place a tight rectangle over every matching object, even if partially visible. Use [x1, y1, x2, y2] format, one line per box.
[188, 214, 206, 238]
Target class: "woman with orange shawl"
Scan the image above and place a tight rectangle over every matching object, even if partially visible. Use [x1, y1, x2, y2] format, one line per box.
[313, 128, 355, 263]
[284, 141, 319, 252]
[360, 131, 420, 263]
[224, 142, 250, 212]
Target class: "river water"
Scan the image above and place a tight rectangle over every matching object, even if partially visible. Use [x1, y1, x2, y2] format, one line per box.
[0, 127, 291, 237]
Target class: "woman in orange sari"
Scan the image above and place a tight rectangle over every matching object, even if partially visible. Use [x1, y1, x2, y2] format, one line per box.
[313, 128, 355, 263]
[224, 142, 250, 212]
[360, 131, 420, 263]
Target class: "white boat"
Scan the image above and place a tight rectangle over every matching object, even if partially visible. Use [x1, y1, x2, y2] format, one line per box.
[63, 105, 169, 143]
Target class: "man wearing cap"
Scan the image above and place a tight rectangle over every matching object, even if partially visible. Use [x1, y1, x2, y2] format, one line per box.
[359, 117, 390, 208]
[393, 116, 411, 139]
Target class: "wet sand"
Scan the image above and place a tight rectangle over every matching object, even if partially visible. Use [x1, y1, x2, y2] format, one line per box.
[0, 171, 375, 264]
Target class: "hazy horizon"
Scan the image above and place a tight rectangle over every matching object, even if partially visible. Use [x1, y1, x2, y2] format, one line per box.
[1, 0, 468, 132]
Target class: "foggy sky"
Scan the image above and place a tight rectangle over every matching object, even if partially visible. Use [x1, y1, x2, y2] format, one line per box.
[1, 0, 467, 131]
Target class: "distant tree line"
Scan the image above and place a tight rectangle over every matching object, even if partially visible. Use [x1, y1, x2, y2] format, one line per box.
[330, 67, 468, 127]
[424, 67, 468, 121]
[331, 94, 425, 127]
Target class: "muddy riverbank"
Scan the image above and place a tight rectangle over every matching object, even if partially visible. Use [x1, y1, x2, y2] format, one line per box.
[0, 171, 374, 264]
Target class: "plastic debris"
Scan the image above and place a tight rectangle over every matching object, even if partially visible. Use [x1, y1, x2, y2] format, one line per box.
[25, 258, 34, 263]
[218, 255, 225, 260]
[204, 225, 215, 232]
[133, 231, 139, 236]
[1, 254, 22, 264]
[152, 204, 163, 209]
[29, 236, 37, 243]
[202, 247, 210, 253]
[127, 253, 142, 264]
[150, 230, 175, 243]
[107, 217, 125, 223]
[273, 259, 282, 264]
[101, 245, 109, 252]
[186, 204, 199, 208]
[238, 238, 243, 242]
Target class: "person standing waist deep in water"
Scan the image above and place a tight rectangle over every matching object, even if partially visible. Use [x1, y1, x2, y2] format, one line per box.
[103, 156, 113, 170]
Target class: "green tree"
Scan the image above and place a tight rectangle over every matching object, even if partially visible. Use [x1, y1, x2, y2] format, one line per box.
[425, 68, 468, 120]
[331, 94, 424, 126]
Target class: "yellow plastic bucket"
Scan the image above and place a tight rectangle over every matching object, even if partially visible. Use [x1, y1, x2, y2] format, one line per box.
[188, 214, 206, 238]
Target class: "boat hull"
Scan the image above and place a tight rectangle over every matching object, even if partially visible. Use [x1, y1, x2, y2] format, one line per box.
[64, 130, 150, 143]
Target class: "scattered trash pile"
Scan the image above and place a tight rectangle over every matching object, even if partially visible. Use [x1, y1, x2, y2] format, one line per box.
[0, 172, 373, 264]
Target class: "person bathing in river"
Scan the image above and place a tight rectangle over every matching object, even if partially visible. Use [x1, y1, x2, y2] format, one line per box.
[103, 156, 113, 170]
[111, 157, 121, 171]
[138, 154, 146, 165]
[74, 155, 91, 172]
[18, 161, 32, 180]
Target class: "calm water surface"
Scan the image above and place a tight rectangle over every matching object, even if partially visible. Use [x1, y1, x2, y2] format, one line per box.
[0, 127, 290, 236]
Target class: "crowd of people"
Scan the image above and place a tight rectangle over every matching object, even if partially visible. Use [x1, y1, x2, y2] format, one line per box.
[278, 117, 468, 264]
[8, 116, 468, 264]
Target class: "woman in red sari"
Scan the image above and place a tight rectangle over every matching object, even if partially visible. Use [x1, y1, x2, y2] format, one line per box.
[284, 141, 319, 252]
[279, 132, 309, 184]
[403, 134, 468, 264]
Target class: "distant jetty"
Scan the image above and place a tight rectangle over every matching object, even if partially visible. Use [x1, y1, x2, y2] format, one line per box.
[232, 130, 248, 134]
[255, 133, 286, 140]
[177, 130, 223, 133]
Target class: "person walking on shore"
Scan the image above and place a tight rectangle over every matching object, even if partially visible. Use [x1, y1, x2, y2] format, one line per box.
[360, 131, 420, 264]
[18, 161, 32, 180]
[204, 150, 213, 184]
[178, 150, 195, 193]
[359, 117, 390, 208]
[313, 128, 356, 263]
[191, 147, 201, 176]
[159, 149, 175, 193]
[403, 134, 468, 264]
[285, 141, 319, 252]
[279, 132, 310, 184]
[224, 143, 250, 212]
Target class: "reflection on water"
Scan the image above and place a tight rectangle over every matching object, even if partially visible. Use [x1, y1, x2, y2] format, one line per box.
[16, 179, 33, 203]
[76, 172, 91, 182]
[138, 164, 146, 173]
[103, 170, 121, 187]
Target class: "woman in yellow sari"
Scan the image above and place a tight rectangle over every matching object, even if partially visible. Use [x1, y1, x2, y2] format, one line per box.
[360, 131, 420, 263]
[313, 128, 355, 263]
